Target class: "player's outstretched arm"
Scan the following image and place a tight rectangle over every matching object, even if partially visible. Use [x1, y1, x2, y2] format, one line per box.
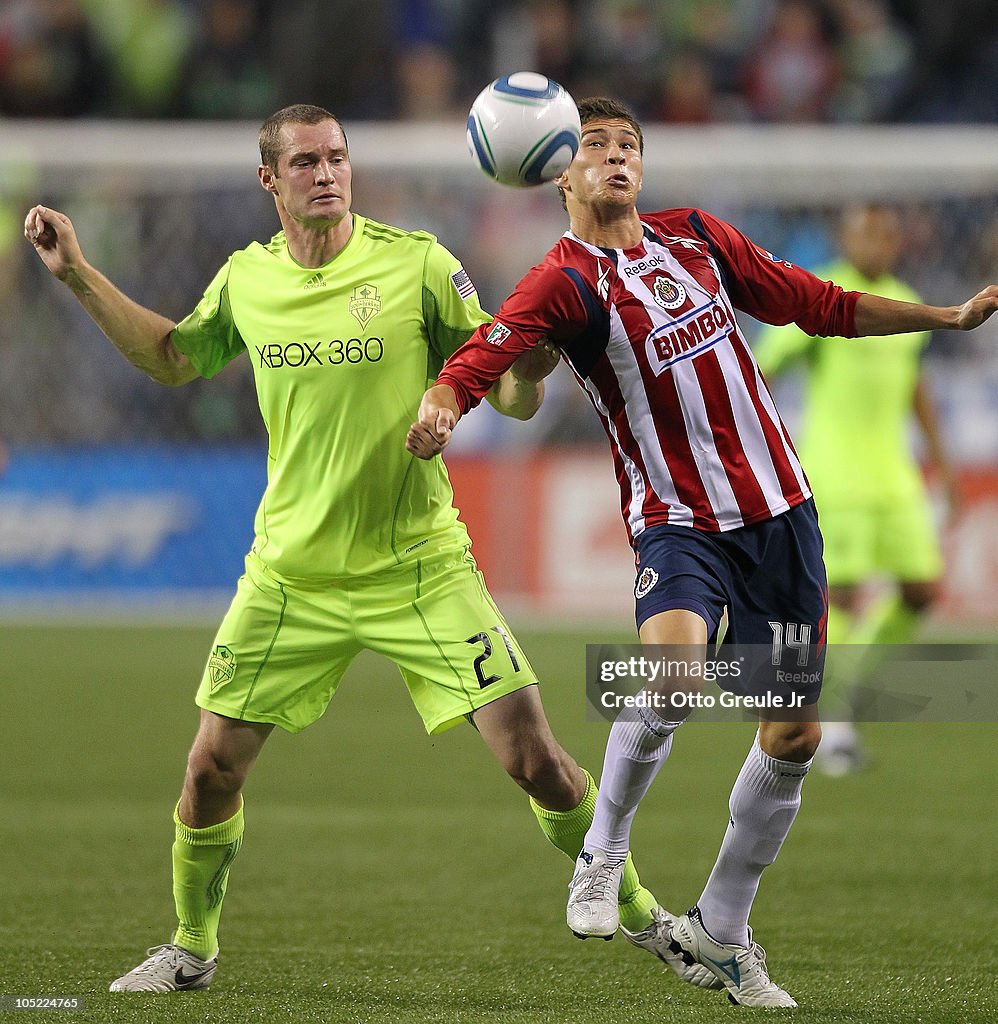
[854, 285, 998, 336]
[407, 385, 461, 460]
[24, 205, 197, 386]
[485, 340, 561, 421]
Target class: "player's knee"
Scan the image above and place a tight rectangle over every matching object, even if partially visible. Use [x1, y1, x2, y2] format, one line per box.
[185, 745, 248, 799]
[505, 746, 576, 804]
[762, 721, 821, 763]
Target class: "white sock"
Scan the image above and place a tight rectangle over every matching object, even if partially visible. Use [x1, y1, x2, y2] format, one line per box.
[696, 733, 811, 946]
[584, 704, 682, 860]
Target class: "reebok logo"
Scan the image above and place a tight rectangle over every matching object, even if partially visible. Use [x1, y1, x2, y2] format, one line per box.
[304, 272, 325, 290]
[659, 234, 706, 252]
[596, 261, 611, 300]
[622, 254, 665, 277]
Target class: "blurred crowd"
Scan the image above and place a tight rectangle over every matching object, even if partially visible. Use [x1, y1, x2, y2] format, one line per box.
[1, 0, 996, 451]
[1, 0, 996, 124]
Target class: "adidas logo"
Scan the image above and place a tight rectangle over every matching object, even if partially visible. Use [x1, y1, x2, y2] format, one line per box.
[304, 272, 325, 290]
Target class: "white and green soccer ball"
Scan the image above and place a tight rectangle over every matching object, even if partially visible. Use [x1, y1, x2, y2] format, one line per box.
[466, 72, 581, 188]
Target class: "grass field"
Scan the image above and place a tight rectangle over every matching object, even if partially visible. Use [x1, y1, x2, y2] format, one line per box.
[2, 623, 996, 1023]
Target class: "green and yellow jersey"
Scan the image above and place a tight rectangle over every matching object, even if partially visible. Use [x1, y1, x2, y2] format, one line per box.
[753, 260, 930, 507]
[173, 214, 490, 582]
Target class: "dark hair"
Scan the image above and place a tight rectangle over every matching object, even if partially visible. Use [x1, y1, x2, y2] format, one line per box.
[558, 96, 644, 209]
[258, 104, 346, 171]
[576, 96, 644, 154]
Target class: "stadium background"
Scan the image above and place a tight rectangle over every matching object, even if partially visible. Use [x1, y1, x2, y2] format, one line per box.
[1, 2, 996, 1022]
[1, 0, 997, 624]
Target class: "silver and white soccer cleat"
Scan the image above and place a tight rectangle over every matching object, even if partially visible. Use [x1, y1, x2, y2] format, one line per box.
[109, 943, 218, 993]
[670, 906, 797, 1008]
[566, 849, 624, 939]
[621, 905, 725, 990]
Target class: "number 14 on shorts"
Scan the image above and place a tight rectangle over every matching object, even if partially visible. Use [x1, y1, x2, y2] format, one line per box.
[768, 621, 813, 667]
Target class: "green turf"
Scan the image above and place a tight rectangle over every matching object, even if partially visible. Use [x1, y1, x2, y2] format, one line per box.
[2, 624, 996, 1023]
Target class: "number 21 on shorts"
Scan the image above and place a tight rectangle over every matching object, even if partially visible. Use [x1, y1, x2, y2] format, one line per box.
[465, 625, 521, 687]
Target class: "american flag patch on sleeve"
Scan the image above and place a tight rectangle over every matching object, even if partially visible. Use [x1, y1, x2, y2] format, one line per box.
[450, 267, 476, 299]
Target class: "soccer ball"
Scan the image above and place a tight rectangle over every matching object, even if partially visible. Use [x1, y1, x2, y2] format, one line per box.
[466, 72, 581, 188]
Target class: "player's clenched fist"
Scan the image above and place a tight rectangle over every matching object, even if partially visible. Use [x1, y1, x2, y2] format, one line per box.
[407, 384, 461, 459]
[23, 205, 84, 281]
[955, 284, 998, 332]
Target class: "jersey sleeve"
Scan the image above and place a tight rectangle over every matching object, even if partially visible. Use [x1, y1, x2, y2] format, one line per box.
[692, 209, 862, 338]
[172, 258, 246, 379]
[436, 263, 591, 415]
[421, 240, 492, 367]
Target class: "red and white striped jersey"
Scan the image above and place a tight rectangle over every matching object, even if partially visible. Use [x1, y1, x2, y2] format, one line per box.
[437, 208, 861, 539]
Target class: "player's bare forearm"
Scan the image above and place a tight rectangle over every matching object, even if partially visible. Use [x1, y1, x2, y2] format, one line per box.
[64, 262, 195, 386]
[407, 384, 461, 459]
[485, 339, 560, 420]
[25, 204, 196, 387]
[854, 286, 998, 335]
[487, 374, 545, 420]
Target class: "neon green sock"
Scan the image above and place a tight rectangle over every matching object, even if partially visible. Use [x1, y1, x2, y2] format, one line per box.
[616, 859, 658, 933]
[529, 768, 657, 932]
[822, 601, 860, 718]
[172, 801, 244, 961]
[843, 594, 923, 704]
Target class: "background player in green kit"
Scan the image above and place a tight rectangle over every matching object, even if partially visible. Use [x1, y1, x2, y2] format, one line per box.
[754, 203, 955, 773]
[23, 105, 707, 994]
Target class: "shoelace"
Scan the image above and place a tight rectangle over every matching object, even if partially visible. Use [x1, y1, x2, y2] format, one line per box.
[737, 940, 772, 981]
[577, 861, 619, 900]
[133, 945, 181, 975]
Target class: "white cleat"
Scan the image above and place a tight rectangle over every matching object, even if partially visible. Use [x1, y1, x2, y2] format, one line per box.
[566, 849, 624, 939]
[816, 744, 866, 778]
[109, 944, 218, 993]
[671, 906, 797, 1008]
[816, 721, 866, 777]
[621, 905, 725, 990]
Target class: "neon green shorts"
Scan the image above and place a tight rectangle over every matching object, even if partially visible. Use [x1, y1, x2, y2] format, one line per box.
[817, 496, 943, 586]
[196, 547, 537, 734]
